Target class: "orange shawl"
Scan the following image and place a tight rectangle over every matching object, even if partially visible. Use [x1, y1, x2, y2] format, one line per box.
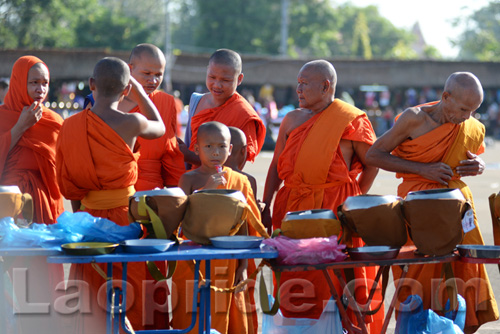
[189, 93, 265, 162]
[272, 100, 383, 331]
[132, 90, 184, 190]
[171, 167, 264, 334]
[0, 55, 63, 224]
[392, 114, 498, 330]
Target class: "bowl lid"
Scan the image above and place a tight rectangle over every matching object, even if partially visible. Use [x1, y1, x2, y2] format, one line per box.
[342, 194, 401, 211]
[133, 187, 186, 197]
[284, 209, 336, 220]
[194, 189, 247, 203]
[0, 185, 21, 193]
[405, 188, 465, 201]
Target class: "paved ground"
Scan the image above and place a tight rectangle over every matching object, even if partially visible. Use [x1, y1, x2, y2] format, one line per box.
[245, 139, 500, 333]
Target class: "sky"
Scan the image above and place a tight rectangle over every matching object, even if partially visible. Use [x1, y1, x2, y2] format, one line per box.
[338, 0, 491, 58]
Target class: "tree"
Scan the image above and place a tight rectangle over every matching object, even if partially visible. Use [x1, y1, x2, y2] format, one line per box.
[455, 1, 500, 61]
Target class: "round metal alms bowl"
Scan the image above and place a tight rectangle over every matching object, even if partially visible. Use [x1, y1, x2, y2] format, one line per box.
[210, 236, 264, 249]
[61, 242, 119, 256]
[457, 245, 500, 259]
[348, 246, 400, 261]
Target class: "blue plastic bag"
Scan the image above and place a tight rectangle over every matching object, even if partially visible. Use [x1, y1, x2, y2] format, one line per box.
[262, 295, 344, 333]
[395, 294, 466, 334]
[56, 211, 142, 243]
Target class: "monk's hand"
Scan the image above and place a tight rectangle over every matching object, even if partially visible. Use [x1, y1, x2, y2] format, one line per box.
[127, 76, 148, 102]
[17, 101, 42, 131]
[262, 204, 273, 235]
[204, 171, 227, 189]
[457, 151, 485, 177]
[422, 162, 453, 186]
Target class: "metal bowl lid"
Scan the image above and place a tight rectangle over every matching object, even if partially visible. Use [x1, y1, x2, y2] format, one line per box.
[284, 209, 336, 221]
[194, 189, 247, 203]
[0, 185, 21, 193]
[405, 188, 465, 201]
[342, 194, 402, 211]
[133, 187, 186, 198]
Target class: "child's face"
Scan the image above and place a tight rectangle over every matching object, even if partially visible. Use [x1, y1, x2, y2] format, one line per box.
[196, 131, 232, 169]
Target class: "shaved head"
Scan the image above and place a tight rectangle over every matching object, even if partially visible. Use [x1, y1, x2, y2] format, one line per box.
[228, 126, 246, 150]
[444, 72, 483, 101]
[92, 57, 130, 97]
[198, 121, 231, 142]
[209, 49, 242, 74]
[301, 60, 337, 87]
[129, 43, 166, 65]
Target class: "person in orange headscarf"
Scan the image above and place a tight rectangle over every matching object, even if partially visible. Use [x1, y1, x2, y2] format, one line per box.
[366, 72, 499, 333]
[180, 49, 265, 169]
[56, 57, 165, 332]
[0, 55, 66, 333]
[171, 121, 268, 334]
[262, 60, 383, 332]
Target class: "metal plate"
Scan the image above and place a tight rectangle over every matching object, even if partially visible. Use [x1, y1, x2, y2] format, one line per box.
[347, 246, 400, 261]
[457, 245, 500, 259]
[121, 239, 175, 254]
[210, 236, 264, 249]
[61, 242, 119, 256]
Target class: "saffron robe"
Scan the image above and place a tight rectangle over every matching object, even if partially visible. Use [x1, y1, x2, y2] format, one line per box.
[1, 55, 66, 334]
[186, 92, 266, 163]
[272, 99, 384, 332]
[57, 109, 166, 331]
[171, 167, 264, 334]
[392, 108, 499, 330]
[133, 91, 184, 191]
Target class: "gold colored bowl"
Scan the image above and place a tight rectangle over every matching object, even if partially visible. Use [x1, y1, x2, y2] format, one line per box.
[61, 242, 119, 256]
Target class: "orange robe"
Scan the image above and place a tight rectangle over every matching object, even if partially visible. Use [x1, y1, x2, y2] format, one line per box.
[188, 92, 266, 163]
[0, 55, 66, 333]
[133, 91, 184, 191]
[392, 108, 499, 331]
[272, 99, 383, 332]
[171, 167, 264, 334]
[57, 109, 164, 331]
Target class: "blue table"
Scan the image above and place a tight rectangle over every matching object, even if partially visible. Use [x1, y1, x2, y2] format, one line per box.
[47, 242, 278, 334]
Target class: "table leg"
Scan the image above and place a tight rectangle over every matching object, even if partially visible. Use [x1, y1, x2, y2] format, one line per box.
[334, 269, 369, 334]
[0, 257, 4, 333]
[321, 269, 360, 334]
[204, 260, 211, 334]
[380, 264, 409, 334]
[106, 263, 113, 334]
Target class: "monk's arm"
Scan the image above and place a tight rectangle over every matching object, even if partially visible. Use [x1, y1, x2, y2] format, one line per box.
[128, 77, 165, 139]
[10, 102, 42, 150]
[71, 200, 81, 212]
[178, 173, 193, 195]
[365, 113, 453, 186]
[353, 141, 379, 194]
[177, 137, 201, 165]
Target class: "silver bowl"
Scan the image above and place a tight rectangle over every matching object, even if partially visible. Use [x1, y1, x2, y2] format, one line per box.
[457, 245, 500, 259]
[133, 187, 186, 198]
[283, 209, 336, 221]
[348, 246, 400, 261]
[0, 185, 21, 193]
[405, 188, 465, 201]
[342, 194, 402, 211]
[194, 189, 246, 203]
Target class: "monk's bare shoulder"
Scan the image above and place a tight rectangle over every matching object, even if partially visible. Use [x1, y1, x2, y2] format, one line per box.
[280, 108, 314, 137]
[396, 105, 440, 139]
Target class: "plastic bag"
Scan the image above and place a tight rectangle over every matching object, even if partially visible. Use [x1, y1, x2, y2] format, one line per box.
[56, 211, 141, 243]
[0, 217, 82, 248]
[262, 295, 344, 334]
[262, 235, 346, 265]
[395, 294, 465, 334]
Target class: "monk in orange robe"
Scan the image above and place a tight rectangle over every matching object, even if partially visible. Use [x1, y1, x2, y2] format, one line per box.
[263, 60, 384, 332]
[366, 72, 499, 333]
[56, 57, 166, 332]
[0, 55, 66, 333]
[171, 122, 268, 334]
[181, 49, 265, 168]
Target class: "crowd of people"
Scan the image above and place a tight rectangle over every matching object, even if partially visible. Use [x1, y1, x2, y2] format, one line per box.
[1, 43, 498, 334]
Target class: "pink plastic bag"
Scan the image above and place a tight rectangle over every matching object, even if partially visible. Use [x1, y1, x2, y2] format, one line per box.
[263, 235, 346, 265]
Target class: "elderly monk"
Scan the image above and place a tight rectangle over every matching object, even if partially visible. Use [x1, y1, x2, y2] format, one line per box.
[366, 72, 499, 333]
[262, 60, 382, 332]
[56, 57, 165, 332]
[0, 55, 66, 333]
[180, 48, 265, 168]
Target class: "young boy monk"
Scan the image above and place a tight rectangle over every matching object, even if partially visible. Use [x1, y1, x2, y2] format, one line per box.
[56, 57, 165, 332]
[172, 121, 265, 334]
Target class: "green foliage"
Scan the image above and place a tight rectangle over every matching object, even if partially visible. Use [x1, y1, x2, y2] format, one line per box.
[455, 1, 500, 61]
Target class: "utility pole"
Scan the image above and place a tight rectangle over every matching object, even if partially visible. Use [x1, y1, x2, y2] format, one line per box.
[280, 0, 289, 57]
[164, 0, 173, 92]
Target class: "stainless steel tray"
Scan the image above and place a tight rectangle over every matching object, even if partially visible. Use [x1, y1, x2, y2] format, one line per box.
[457, 245, 500, 259]
[347, 246, 400, 261]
